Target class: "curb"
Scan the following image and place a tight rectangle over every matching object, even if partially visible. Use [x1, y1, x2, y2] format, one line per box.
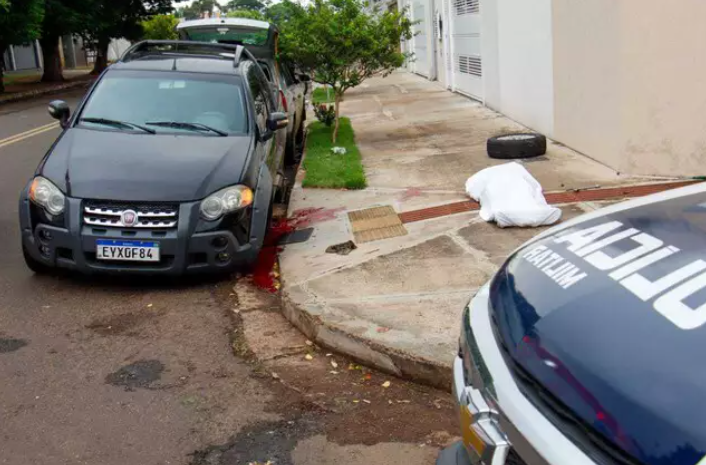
[0, 79, 92, 106]
[280, 289, 453, 392]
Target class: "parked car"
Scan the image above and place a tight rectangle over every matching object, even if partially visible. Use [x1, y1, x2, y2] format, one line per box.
[19, 40, 288, 275]
[177, 18, 309, 164]
[438, 183, 706, 465]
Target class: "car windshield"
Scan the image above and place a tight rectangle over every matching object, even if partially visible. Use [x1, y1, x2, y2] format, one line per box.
[79, 70, 247, 135]
[185, 27, 269, 46]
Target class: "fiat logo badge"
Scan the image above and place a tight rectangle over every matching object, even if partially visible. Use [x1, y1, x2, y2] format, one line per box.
[121, 210, 138, 227]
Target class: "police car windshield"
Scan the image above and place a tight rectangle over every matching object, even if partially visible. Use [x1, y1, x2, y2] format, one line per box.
[79, 70, 247, 135]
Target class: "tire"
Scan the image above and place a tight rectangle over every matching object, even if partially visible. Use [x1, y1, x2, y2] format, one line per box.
[22, 245, 50, 274]
[487, 133, 546, 160]
[285, 119, 305, 166]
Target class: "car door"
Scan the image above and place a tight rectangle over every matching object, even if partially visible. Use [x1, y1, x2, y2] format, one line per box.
[245, 61, 280, 179]
[279, 64, 303, 135]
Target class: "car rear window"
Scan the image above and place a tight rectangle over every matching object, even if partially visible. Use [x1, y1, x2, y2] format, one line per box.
[79, 70, 248, 135]
[184, 27, 269, 46]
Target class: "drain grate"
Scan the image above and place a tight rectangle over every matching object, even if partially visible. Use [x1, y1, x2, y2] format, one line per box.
[398, 180, 700, 224]
[348, 205, 408, 243]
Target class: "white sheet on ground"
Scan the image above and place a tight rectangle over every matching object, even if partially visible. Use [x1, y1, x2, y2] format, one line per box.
[465, 162, 561, 228]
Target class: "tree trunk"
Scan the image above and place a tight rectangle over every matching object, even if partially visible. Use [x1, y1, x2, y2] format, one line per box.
[91, 38, 110, 75]
[40, 35, 64, 83]
[332, 93, 341, 144]
[0, 42, 6, 94]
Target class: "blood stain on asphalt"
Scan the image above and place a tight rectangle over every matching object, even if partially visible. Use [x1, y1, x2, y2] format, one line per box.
[0, 338, 28, 353]
[250, 219, 294, 293]
[105, 359, 165, 391]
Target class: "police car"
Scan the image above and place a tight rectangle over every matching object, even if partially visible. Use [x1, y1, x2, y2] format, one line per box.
[439, 182, 706, 465]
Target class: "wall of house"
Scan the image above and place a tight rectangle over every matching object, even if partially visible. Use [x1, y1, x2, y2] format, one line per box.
[484, 0, 554, 136]
[618, 0, 706, 176]
[553, 0, 706, 177]
[552, 0, 622, 171]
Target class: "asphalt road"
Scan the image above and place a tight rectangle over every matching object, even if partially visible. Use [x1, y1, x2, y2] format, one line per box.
[0, 90, 456, 465]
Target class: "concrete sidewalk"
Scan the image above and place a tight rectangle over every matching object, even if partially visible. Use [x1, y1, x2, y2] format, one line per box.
[280, 72, 636, 389]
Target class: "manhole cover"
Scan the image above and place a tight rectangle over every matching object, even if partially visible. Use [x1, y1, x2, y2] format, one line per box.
[348, 206, 407, 243]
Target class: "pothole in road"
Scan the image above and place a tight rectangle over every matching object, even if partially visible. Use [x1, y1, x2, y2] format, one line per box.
[0, 338, 28, 353]
[105, 359, 165, 391]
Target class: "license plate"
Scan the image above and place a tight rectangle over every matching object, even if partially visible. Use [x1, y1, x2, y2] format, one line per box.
[460, 405, 487, 462]
[96, 239, 160, 262]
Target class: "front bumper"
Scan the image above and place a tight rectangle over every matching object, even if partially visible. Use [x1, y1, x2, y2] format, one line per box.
[441, 285, 597, 465]
[19, 195, 261, 275]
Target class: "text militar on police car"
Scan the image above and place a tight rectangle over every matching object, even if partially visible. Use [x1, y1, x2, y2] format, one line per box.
[439, 182, 706, 465]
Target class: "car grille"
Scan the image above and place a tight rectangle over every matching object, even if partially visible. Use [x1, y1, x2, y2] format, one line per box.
[83, 201, 178, 229]
[489, 315, 645, 465]
[506, 449, 529, 465]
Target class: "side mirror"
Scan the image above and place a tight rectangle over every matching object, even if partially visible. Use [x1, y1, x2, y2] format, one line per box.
[267, 112, 289, 131]
[48, 100, 70, 128]
[297, 74, 311, 82]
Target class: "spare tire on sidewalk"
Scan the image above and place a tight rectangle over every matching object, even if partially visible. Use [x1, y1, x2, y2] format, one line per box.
[487, 133, 546, 159]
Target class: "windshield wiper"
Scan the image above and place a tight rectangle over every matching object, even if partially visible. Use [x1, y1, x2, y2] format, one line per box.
[79, 117, 156, 134]
[145, 121, 228, 137]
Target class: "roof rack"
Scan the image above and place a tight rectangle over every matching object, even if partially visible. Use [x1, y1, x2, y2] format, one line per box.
[120, 40, 256, 68]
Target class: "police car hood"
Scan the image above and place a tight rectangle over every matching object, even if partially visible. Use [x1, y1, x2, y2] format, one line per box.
[490, 187, 706, 465]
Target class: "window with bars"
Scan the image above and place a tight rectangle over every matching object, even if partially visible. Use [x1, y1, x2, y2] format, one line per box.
[454, 0, 479, 15]
[457, 55, 482, 77]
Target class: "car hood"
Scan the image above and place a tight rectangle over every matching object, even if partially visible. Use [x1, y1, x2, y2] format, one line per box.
[40, 128, 252, 202]
[490, 189, 706, 465]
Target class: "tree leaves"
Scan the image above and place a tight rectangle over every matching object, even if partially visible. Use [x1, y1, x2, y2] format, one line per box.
[278, 0, 413, 141]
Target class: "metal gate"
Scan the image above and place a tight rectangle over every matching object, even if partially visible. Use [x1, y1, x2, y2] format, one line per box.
[449, 0, 482, 100]
[411, 0, 431, 78]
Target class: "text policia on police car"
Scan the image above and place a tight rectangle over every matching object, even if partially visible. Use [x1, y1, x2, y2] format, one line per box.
[522, 220, 706, 330]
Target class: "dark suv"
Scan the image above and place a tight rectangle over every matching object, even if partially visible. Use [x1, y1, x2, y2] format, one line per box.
[19, 41, 288, 275]
[177, 18, 309, 163]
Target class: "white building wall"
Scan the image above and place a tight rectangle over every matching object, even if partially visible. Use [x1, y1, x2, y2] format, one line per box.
[489, 0, 554, 136]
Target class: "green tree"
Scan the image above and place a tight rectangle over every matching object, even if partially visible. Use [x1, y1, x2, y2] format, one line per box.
[80, 0, 173, 75]
[280, 0, 413, 142]
[39, 0, 86, 83]
[265, 0, 304, 25]
[226, 9, 265, 20]
[178, 0, 221, 19]
[142, 14, 179, 40]
[0, 0, 44, 92]
[226, 0, 265, 12]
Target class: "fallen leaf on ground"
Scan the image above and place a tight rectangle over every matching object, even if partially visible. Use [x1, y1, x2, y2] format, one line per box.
[364, 374, 372, 380]
[376, 326, 390, 333]
[147, 303, 153, 308]
[362, 399, 371, 404]
[233, 308, 240, 314]
[325, 353, 333, 357]
[352, 399, 360, 403]
[305, 340, 313, 346]
[271, 372, 280, 380]
[382, 381, 391, 388]
[397, 400, 411, 403]
[305, 354, 313, 361]
[388, 400, 393, 405]
[330, 360, 338, 369]
[330, 370, 339, 375]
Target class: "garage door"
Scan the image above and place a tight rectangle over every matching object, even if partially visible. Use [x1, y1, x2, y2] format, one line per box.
[411, 0, 430, 78]
[450, 0, 482, 100]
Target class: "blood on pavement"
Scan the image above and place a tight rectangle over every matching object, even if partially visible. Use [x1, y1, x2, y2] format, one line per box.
[249, 207, 345, 293]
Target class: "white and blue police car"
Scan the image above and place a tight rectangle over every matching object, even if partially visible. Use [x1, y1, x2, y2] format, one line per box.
[439, 182, 706, 465]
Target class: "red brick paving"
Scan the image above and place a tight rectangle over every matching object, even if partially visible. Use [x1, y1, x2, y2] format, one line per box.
[398, 180, 700, 224]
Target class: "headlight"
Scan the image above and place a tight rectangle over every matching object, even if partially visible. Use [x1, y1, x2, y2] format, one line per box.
[200, 185, 254, 221]
[29, 176, 65, 215]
